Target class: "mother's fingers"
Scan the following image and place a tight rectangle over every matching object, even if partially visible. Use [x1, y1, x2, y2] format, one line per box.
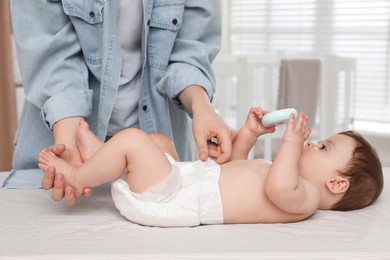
[207, 141, 221, 159]
[51, 173, 65, 201]
[83, 188, 93, 198]
[41, 165, 56, 190]
[214, 133, 233, 164]
[64, 187, 76, 207]
[47, 143, 66, 156]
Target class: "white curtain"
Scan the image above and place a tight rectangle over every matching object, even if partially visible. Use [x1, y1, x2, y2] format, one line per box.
[227, 0, 390, 127]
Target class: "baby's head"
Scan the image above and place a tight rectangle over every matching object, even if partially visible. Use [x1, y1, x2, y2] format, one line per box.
[331, 131, 383, 211]
[300, 131, 383, 211]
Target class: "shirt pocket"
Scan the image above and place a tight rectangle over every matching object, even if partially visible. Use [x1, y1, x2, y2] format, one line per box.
[62, 0, 104, 23]
[148, 0, 185, 70]
[62, 0, 104, 66]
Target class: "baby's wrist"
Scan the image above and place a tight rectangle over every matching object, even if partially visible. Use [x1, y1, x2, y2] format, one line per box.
[282, 138, 303, 148]
[243, 126, 261, 138]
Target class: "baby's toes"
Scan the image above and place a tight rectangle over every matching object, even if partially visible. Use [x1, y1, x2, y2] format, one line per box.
[39, 151, 53, 165]
[38, 162, 48, 171]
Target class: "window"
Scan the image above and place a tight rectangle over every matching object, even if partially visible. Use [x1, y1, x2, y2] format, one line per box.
[226, 0, 390, 132]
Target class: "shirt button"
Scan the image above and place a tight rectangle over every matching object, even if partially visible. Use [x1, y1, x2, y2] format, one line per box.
[89, 11, 95, 18]
[142, 105, 148, 111]
[172, 18, 178, 25]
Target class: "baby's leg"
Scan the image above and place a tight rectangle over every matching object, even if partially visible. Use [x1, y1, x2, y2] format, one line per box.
[148, 133, 179, 161]
[77, 120, 178, 164]
[111, 129, 173, 193]
[47, 128, 172, 194]
[76, 119, 103, 162]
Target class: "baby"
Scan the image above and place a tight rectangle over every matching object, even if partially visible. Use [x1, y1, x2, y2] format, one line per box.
[38, 108, 383, 227]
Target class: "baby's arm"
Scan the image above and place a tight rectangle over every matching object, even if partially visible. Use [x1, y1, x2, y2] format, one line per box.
[231, 107, 275, 160]
[264, 113, 319, 214]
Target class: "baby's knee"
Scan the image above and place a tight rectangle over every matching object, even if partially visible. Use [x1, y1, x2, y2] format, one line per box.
[148, 133, 179, 161]
[148, 133, 170, 143]
[116, 128, 149, 143]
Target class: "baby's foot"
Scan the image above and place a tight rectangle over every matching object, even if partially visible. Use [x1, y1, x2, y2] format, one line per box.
[38, 150, 82, 195]
[76, 119, 102, 162]
[38, 148, 52, 172]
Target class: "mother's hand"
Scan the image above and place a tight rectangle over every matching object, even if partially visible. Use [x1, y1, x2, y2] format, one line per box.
[192, 108, 236, 164]
[41, 144, 92, 206]
[178, 85, 236, 164]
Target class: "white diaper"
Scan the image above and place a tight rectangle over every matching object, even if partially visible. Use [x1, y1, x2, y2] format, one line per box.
[111, 155, 223, 227]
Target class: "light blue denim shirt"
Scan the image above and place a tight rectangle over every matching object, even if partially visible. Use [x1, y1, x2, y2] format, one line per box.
[4, 0, 221, 188]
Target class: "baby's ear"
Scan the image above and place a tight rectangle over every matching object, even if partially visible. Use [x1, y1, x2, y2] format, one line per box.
[326, 176, 350, 194]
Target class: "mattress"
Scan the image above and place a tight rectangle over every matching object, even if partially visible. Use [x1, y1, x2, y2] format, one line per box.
[1, 168, 389, 260]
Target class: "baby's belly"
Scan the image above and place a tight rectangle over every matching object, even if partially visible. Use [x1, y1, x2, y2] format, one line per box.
[219, 160, 268, 222]
[218, 160, 307, 224]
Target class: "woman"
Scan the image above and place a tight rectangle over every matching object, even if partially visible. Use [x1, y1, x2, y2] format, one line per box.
[7, 0, 234, 205]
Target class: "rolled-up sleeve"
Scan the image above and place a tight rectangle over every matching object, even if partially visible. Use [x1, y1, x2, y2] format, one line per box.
[11, 0, 92, 129]
[156, 0, 221, 108]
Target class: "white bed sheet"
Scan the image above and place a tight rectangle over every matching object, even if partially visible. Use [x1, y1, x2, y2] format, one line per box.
[0, 168, 389, 260]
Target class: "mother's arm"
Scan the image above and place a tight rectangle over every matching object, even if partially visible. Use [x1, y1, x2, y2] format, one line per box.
[11, 1, 93, 204]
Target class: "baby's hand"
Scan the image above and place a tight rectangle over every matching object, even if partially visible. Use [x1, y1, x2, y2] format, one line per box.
[283, 112, 311, 146]
[244, 107, 276, 137]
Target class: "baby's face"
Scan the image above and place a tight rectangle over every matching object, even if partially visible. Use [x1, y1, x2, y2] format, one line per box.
[299, 134, 356, 183]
